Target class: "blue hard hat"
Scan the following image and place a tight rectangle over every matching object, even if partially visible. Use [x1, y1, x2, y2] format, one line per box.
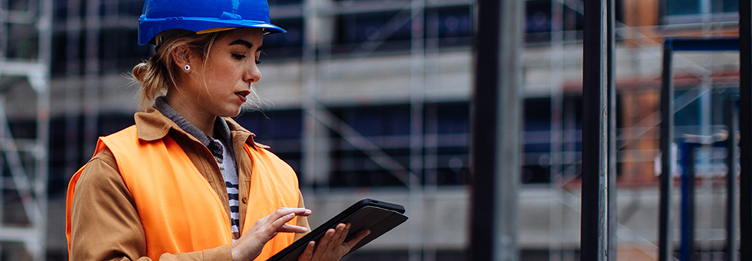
[138, 0, 286, 45]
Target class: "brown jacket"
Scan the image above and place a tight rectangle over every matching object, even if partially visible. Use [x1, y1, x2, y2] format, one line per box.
[68, 108, 309, 260]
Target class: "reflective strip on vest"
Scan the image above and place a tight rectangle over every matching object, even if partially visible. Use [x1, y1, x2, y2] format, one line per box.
[66, 125, 299, 260]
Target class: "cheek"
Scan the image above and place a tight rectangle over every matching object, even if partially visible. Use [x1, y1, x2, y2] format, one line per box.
[208, 60, 241, 79]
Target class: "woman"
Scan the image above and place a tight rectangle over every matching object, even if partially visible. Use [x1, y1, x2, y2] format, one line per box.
[65, 0, 369, 260]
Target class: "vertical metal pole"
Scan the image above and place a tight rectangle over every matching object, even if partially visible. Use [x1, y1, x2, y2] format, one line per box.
[549, 0, 565, 259]
[36, 0, 52, 259]
[606, 0, 617, 258]
[658, 41, 675, 261]
[581, 0, 610, 258]
[301, 0, 319, 215]
[470, 0, 522, 259]
[65, 0, 82, 179]
[408, 1, 425, 261]
[739, 0, 752, 258]
[0, 0, 6, 59]
[726, 97, 738, 261]
[680, 142, 696, 261]
[84, 0, 100, 157]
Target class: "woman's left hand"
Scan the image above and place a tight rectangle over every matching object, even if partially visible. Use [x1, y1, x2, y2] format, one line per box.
[297, 223, 371, 261]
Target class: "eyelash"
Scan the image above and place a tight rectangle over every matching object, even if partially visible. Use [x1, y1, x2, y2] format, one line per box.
[232, 53, 261, 64]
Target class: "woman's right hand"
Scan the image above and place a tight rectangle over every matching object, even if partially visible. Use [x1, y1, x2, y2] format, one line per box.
[232, 208, 312, 261]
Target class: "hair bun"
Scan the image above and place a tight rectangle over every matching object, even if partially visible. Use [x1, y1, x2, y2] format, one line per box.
[131, 62, 148, 82]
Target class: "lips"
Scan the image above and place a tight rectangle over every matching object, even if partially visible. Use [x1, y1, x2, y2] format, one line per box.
[235, 91, 250, 102]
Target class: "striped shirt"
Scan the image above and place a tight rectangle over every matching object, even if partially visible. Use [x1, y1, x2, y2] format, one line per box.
[211, 137, 240, 240]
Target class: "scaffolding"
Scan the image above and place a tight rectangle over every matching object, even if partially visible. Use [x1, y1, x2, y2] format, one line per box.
[25, 0, 748, 259]
[0, 0, 51, 259]
[299, 0, 471, 260]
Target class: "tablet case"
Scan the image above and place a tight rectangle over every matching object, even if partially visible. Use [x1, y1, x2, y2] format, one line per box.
[267, 198, 408, 261]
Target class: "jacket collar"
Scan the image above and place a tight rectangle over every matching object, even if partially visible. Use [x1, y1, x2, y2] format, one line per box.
[133, 107, 267, 149]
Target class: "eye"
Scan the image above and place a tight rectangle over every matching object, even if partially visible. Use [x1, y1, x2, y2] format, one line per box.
[255, 60, 261, 65]
[232, 53, 246, 60]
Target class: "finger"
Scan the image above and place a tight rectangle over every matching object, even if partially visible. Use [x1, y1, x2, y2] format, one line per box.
[315, 228, 336, 252]
[297, 241, 315, 261]
[271, 213, 297, 229]
[279, 224, 309, 233]
[271, 208, 312, 219]
[330, 223, 350, 246]
[343, 228, 371, 250]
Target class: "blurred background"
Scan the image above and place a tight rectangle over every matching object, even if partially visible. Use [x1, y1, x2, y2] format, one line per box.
[0, 0, 744, 260]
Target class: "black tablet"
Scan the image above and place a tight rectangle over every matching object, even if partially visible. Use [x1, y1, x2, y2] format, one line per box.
[267, 198, 408, 261]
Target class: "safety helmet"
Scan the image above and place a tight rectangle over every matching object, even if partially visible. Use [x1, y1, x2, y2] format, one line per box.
[138, 0, 286, 45]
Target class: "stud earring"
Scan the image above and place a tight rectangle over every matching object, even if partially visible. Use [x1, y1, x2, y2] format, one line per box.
[184, 64, 191, 71]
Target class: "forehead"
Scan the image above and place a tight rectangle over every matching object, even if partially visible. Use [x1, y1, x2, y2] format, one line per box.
[217, 28, 264, 46]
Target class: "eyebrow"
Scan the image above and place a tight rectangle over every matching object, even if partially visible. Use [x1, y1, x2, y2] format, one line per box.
[229, 39, 254, 49]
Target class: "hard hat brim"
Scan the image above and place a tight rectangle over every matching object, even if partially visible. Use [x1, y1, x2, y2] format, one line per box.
[139, 17, 286, 45]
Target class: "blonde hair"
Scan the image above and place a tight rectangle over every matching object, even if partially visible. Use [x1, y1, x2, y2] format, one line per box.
[131, 29, 228, 110]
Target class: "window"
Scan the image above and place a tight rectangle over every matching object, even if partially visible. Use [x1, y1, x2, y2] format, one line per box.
[525, 0, 586, 44]
[234, 109, 303, 174]
[665, 0, 738, 16]
[118, 0, 146, 17]
[523, 98, 552, 183]
[98, 28, 152, 74]
[329, 105, 411, 187]
[263, 18, 304, 59]
[428, 102, 469, 185]
[335, 11, 413, 53]
[426, 5, 474, 48]
[663, 0, 738, 24]
[332, 4, 475, 55]
[268, 0, 302, 5]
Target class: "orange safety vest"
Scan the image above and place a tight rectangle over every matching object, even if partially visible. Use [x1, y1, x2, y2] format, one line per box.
[66, 126, 300, 260]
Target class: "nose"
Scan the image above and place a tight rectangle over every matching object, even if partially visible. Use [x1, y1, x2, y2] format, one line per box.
[244, 61, 262, 84]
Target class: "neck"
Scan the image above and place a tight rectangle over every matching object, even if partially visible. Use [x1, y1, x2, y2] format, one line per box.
[164, 92, 217, 138]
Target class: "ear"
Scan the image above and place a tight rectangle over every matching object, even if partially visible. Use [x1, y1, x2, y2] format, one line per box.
[170, 43, 192, 69]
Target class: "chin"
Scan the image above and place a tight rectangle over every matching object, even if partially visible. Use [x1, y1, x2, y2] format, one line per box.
[215, 107, 242, 118]
[228, 109, 243, 118]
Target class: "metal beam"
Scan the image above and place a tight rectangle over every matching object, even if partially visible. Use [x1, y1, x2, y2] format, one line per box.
[0, 61, 47, 77]
[739, 0, 752, 259]
[470, 0, 522, 259]
[679, 141, 696, 261]
[726, 97, 738, 261]
[581, 0, 611, 259]
[658, 40, 675, 261]
[606, 0, 617, 258]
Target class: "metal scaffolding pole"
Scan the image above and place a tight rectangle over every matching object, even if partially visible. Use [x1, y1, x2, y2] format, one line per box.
[581, 0, 613, 259]
[83, 0, 101, 158]
[606, 0, 617, 258]
[658, 40, 675, 261]
[64, 0, 82, 180]
[739, 0, 752, 259]
[470, 0, 522, 259]
[0, 0, 51, 259]
[726, 97, 739, 261]
[408, 1, 426, 261]
[549, 0, 565, 259]
[658, 37, 739, 261]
